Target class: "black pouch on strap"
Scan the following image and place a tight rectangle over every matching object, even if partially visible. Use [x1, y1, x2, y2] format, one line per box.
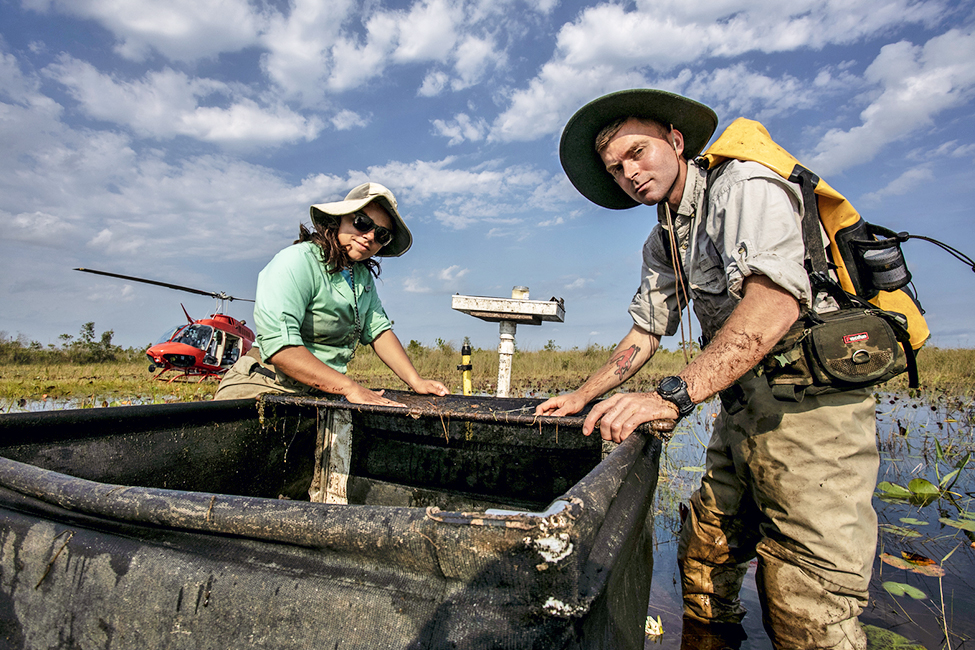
[759, 274, 918, 400]
[806, 308, 906, 388]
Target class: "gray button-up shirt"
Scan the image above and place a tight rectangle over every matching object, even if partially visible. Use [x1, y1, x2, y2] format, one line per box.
[628, 159, 811, 345]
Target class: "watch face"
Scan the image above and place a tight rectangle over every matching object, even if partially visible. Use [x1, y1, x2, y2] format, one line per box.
[659, 376, 683, 393]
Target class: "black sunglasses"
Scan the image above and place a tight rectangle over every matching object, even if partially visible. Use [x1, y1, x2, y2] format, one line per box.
[351, 211, 394, 247]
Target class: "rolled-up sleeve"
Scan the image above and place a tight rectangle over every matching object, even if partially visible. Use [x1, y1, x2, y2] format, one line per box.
[254, 246, 315, 361]
[628, 224, 685, 337]
[707, 161, 811, 307]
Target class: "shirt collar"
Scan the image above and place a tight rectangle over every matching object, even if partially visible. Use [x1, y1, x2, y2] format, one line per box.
[658, 160, 708, 223]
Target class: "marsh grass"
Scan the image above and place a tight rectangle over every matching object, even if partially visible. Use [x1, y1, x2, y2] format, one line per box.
[346, 343, 690, 397]
[0, 362, 218, 407]
[0, 344, 972, 405]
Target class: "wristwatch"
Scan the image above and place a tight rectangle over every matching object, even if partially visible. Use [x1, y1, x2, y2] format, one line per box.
[657, 376, 695, 421]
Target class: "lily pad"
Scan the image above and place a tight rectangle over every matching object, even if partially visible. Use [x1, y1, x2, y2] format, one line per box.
[881, 581, 927, 599]
[862, 623, 927, 649]
[878, 524, 922, 538]
[875, 481, 912, 498]
[879, 552, 944, 576]
[939, 517, 975, 532]
[907, 477, 939, 497]
[898, 517, 928, 526]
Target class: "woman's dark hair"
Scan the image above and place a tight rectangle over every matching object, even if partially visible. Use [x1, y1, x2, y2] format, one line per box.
[295, 215, 381, 278]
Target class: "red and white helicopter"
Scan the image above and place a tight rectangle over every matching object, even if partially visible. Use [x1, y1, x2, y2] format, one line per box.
[75, 268, 255, 383]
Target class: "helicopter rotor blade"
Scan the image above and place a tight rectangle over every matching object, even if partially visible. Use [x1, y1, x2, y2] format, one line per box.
[74, 268, 254, 303]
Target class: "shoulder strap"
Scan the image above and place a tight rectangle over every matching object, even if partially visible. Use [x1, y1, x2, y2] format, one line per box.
[787, 164, 829, 276]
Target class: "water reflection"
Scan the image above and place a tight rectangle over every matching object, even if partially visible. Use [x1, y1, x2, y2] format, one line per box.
[646, 392, 974, 649]
[1, 394, 179, 412]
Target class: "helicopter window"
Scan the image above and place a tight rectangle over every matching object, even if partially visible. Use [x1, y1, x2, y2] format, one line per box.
[204, 331, 223, 365]
[172, 324, 214, 351]
[154, 325, 184, 345]
[221, 335, 241, 366]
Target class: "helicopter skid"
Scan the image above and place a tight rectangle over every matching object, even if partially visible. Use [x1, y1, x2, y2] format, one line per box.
[153, 368, 224, 384]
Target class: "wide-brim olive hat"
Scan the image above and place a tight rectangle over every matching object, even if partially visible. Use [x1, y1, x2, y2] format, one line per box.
[559, 89, 718, 210]
[310, 182, 412, 257]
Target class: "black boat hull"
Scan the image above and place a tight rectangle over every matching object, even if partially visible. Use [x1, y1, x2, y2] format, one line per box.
[0, 392, 661, 649]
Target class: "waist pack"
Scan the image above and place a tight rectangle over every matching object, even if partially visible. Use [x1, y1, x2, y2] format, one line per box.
[758, 276, 918, 401]
[719, 276, 918, 411]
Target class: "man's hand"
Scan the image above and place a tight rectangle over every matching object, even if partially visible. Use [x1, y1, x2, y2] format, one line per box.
[534, 391, 589, 417]
[583, 392, 680, 443]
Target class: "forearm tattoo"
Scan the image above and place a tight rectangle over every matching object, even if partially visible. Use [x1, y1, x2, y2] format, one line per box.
[612, 345, 640, 381]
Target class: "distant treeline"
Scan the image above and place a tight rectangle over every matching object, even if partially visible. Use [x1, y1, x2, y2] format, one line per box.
[0, 323, 149, 365]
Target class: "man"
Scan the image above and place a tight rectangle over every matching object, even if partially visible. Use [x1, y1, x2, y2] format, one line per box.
[536, 89, 878, 649]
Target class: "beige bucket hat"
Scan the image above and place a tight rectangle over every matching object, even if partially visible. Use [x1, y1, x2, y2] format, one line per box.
[310, 182, 413, 257]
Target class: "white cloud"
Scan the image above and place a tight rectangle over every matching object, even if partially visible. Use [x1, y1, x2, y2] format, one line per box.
[437, 265, 469, 282]
[490, 0, 945, 143]
[82, 282, 136, 303]
[682, 65, 817, 120]
[3, 210, 77, 245]
[949, 142, 975, 158]
[538, 216, 565, 227]
[403, 273, 433, 294]
[491, 63, 649, 142]
[264, 0, 506, 101]
[418, 70, 450, 96]
[451, 34, 500, 90]
[0, 65, 313, 262]
[44, 56, 323, 146]
[259, 0, 354, 105]
[431, 113, 489, 145]
[806, 28, 975, 175]
[861, 164, 935, 204]
[327, 12, 400, 91]
[24, 0, 266, 62]
[401, 265, 469, 293]
[331, 109, 369, 130]
[392, 0, 462, 62]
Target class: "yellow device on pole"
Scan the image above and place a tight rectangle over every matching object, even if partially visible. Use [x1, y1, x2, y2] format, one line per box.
[458, 339, 473, 396]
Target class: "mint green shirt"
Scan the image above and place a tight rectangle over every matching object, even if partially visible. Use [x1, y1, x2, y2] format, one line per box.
[254, 242, 392, 374]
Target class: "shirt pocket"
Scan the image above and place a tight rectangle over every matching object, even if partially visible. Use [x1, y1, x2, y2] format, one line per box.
[691, 239, 727, 295]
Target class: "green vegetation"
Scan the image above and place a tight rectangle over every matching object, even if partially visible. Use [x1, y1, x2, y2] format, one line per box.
[1, 323, 148, 365]
[2, 325, 974, 404]
[0, 324, 211, 405]
[348, 340, 689, 396]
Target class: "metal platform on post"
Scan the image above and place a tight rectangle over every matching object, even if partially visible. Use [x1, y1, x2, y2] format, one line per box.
[451, 288, 565, 397]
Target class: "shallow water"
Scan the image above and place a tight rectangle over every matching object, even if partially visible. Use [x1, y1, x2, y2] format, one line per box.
[1, 394, 181, 412]
[646, 393, 975, 649]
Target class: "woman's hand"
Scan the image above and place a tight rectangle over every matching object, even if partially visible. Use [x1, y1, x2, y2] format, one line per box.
[411, 378, 449, 396]
[343, 384, 407, 407]
[372, 330, 450, 397]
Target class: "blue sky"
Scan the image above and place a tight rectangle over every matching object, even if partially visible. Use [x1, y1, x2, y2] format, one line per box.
[1, 0, 974, 356]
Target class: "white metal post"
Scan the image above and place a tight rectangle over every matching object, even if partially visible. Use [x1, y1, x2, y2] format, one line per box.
[496, 320, 516, 398]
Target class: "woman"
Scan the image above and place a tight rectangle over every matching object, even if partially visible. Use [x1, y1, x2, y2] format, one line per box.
[215, 182, 448, 405]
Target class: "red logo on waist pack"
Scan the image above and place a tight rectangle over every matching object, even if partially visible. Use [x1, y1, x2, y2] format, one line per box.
[844, 332, 869, 344]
